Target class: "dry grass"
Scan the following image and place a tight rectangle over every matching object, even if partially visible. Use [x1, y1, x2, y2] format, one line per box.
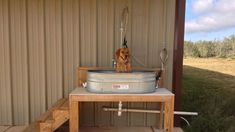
[183, 57, 235, 76]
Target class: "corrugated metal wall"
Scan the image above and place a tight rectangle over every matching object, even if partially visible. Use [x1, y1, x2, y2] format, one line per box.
[0, 0, 175, 125]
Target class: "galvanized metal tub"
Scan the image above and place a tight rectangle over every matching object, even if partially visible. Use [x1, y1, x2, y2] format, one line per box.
[86, 70, 156, 93]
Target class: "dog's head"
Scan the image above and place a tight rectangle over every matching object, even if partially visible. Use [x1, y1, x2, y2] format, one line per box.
[116, 48, 130, 62]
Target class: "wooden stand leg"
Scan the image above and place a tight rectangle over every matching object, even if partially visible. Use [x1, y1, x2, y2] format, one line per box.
[70, 99, 79, 132]
[159, 102, 163, 129]
[164, 97, 174, 132]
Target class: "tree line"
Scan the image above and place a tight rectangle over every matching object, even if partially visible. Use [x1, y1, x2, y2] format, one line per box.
[184, 35, 235, 58]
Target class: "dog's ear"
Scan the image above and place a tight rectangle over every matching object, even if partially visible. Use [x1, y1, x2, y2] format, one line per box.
[116, 49, 121, 58]
[126, 49, 131, 57]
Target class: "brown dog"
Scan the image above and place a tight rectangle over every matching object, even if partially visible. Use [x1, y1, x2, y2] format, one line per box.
[115, 48, 132, 72]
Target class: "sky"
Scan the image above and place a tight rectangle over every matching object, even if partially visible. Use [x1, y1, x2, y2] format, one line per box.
[185, 0, 235, 42]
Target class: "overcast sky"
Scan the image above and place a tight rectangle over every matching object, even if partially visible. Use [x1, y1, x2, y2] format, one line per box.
[185, 0, 235, 41]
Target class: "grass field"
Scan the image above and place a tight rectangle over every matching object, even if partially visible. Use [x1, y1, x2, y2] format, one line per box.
[182, 58, 235, 132]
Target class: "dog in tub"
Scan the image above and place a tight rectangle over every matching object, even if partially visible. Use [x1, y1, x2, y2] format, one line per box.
[115, 37, 132, 73]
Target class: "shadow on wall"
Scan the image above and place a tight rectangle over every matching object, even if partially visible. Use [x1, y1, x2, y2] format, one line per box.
[182, 66, 235, 132]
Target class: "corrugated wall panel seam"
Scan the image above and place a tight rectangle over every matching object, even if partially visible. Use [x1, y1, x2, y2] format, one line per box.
[0, 0, 13, 125]
[25, 0, 31, 123]
[62, 0, 70, 97]
[37, 0, 44, 119]
[60, 0, 65, 98]
[9, 0, 15, 124]
[62, 0, 80, 97]
[22, 0, 30, 124]
[95, 0, 98, 66]
[42, 0, 48, 111]
[27, 0, 47, 122]
[9, 0, 30, 125]
[166, 0, 175, 90]
[44, 0, 63, 108]
[145, 0, 150, 68]
[57, 0, 63, 101]
[1, 0, 3, 124]
[78, 0, 82, 68]
[72, 0, 80, 91]
[8, 0, 14, 125]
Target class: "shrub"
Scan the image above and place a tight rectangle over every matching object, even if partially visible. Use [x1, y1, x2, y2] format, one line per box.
[184, 35, 235, 58]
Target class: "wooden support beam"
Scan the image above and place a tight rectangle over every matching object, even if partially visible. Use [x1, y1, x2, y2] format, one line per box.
[173, 0, 186, 127]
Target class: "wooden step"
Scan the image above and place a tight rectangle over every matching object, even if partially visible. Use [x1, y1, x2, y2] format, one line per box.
[23, 98, 69, 132]
[39, 99, 69, 132]
[39, 120, 54, 132]
[39, 115, 54, 132]
[38, 98, 68, 122]
[51, 109, 69, 131]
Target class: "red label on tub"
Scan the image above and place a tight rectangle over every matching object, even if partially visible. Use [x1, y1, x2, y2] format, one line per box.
[112, 84, 129, 90]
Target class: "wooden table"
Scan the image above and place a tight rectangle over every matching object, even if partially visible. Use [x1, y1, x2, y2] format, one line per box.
[69, 87, 174, 132]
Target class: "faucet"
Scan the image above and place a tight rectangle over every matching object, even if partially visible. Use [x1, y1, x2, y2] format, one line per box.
[112, 59, 116, 68]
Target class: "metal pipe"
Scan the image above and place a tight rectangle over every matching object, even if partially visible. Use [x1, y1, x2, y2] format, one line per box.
[103, 107, 198, 116]
[117, 101, 122, 116]
[120, 7, 129, 48]
[180, 116, 191, 126]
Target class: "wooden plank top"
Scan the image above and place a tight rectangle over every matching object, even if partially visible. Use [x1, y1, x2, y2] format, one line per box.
[70, 87, 174, 96]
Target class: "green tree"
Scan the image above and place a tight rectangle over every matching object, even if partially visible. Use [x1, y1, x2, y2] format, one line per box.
[184, 41, 201, 57]
[184, 34, 235, 58]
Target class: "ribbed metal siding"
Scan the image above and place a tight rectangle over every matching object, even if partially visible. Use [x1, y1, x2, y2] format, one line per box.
[44, 0, 63, 110]
[27, 0, 46, 122]
[9, 0, 30, 125]
[0, 0, 12, 125]
[0, 0, 175, 125]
